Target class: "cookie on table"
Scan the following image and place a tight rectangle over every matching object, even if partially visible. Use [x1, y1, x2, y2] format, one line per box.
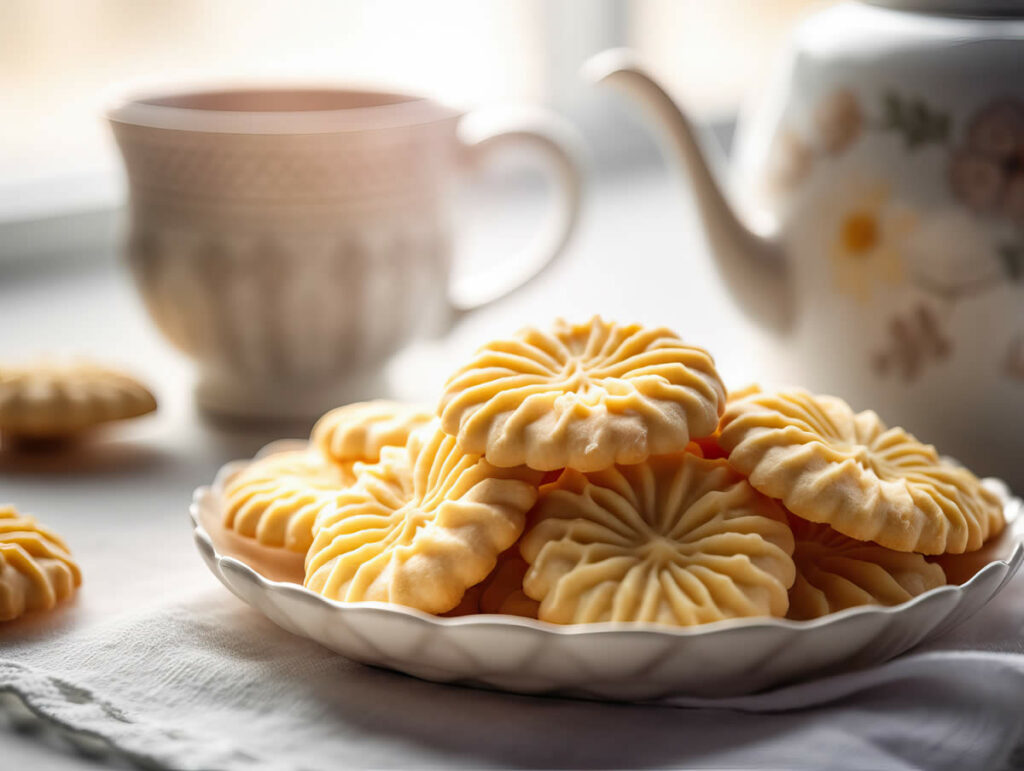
[311, 400, 433, 467]
[305, 422, 542, 614]
[0, 506, 81, 622]
[438, 316, 726, 472]
[519, 452, 795, 626]
[223, 449, 355, 553]
[786, 515, 946, 621]
[0, 360, 156, 444]
[717, 388, 1004, 555]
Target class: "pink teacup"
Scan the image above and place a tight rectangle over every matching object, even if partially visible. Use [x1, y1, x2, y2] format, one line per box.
[108, 87, 583, 419]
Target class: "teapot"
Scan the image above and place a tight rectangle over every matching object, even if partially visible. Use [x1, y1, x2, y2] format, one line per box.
[588, 1, 1024, 486]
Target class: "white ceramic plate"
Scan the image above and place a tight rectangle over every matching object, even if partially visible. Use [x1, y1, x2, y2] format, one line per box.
[191, 442, 1024, 700]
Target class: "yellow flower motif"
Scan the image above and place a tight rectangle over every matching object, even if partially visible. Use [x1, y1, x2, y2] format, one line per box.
[829, 181, 916, 303]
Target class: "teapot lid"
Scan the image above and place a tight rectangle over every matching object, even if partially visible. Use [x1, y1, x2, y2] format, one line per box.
[863, 0, 1024, 17]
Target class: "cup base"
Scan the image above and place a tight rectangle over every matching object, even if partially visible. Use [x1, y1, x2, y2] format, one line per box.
[195, 367, 391, 422]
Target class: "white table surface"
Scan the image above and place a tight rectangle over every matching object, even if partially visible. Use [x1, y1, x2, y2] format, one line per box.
[0, 166, 786, 768]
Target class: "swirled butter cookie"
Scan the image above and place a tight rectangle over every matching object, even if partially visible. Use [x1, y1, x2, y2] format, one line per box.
[311, 400, 433, 467]
[305, 423, 542, 614]
[438, 317, 726, 472]
[0, 360, 156, 443]
[0, 506, 81, 621]
[787, 515, 946, 620]
[718, 388, 1004, 554]
[223, 449, 355, 553]
[519, 453, 795, 626]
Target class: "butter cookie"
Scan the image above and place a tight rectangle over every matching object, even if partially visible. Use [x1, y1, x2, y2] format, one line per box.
[305, 423, 541, 614]
[0, 506, 81, 621]
[0, 360, 155, 443]
[787, 515, 946, 620]
[223, 449, 355, 553]
[520, 453, 795, 625]
[718, 388, 1004, 554]
[439, 317, 725, 472]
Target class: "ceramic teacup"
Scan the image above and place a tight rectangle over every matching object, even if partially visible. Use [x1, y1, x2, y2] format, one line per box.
[108, 87, 583, 420]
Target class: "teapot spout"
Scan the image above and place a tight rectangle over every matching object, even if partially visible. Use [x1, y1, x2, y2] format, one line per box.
[585, 49, 792, 335]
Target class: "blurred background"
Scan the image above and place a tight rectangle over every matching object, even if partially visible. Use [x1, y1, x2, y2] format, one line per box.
[0, 0, 825, 267]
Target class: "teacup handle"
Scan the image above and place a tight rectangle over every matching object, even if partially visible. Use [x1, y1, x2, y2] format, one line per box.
[450, 109, 585, 313]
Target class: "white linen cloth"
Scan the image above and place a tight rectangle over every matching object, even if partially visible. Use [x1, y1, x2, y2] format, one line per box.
[15, 168, 1024, 770]
[2, 577, 1024, 771]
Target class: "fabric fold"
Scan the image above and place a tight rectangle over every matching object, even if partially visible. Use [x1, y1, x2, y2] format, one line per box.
[2, 581, 1023, 771]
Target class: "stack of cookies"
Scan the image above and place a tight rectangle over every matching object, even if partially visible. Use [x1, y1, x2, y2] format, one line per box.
[221, 317, 1006, 626]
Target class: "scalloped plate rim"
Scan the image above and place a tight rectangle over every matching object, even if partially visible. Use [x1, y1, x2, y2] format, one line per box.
[190, 444, 1024, 639]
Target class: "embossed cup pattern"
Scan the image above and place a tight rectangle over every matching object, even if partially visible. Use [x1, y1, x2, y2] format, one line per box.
[127, 221, 452, 397]
[109, 88, 584, 419]
[114, 121, 456, 417]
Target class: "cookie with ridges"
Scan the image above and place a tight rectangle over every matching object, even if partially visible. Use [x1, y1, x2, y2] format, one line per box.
[930, 493, 1018, 585]
[718, 388, 1004, 555]
[305, 422, 542, 614]
[438, 316, 726, 472]
[223, 449, 355, 553]
[787, 515, 946, 620]
[0, 360, 156, 441]
[0, 506, 81, 621]
[311, 400, 433, 467]
[520, 453, 795, 626]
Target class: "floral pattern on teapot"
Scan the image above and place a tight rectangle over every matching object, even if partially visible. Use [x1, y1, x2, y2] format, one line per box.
[765, 88, 1024, 384]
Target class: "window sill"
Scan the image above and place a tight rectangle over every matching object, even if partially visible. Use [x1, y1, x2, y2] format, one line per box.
[0, 170, 122, 270]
